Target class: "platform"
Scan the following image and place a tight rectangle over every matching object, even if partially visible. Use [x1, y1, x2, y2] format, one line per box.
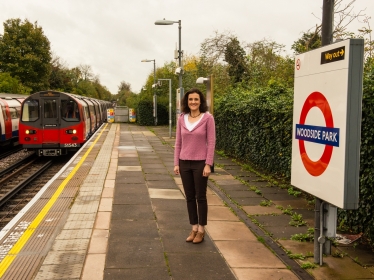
[0, 123, 372, 279]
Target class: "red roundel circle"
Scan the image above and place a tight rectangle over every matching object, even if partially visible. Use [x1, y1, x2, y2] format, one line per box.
[298, 91, 334, 176]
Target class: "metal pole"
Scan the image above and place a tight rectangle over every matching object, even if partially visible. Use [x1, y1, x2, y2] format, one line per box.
[322, 0, 334, 46]
[159, 79, 172, 138]
[178, 20, 183, 100]
[152, 59, 157, 125]
[314, 0, 334, 265]
[169, 80, 172, 138]
[153, 60, 157, 126]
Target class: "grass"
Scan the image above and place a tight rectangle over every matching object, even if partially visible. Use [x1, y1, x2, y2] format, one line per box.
[301, 261, 318, 269]
[289, 213, 307, 227]
[288, 187, 301, 197]
[282, 205, 293, 215]
[260, 199, 272, 207]
[291, 228, 314, 242]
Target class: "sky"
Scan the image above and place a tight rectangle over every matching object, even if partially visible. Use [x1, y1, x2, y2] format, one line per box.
[1, 0, 373, 95]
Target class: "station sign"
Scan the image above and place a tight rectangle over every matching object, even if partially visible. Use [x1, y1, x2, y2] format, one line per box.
[107, 108, 114, 123]
[291, 39, 364, 209]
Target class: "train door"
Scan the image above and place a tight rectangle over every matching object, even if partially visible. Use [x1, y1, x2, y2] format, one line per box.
[84, 99, 96, 132]
[7, 99, 22, 137]
[92, 100, 101, 125]
[0, 99, 12, 140]
[0, 100, 8, 141]
[42, 98, 59, 143]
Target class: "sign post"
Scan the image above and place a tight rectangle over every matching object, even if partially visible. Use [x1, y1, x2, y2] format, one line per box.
[291, 38, 364, 265]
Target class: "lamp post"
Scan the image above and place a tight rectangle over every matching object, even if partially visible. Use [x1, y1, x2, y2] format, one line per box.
[155, 19, 183, 114]
[141, 59, 157, 125]
[196, 75, 214, 114]
[158, 79, 172, 138]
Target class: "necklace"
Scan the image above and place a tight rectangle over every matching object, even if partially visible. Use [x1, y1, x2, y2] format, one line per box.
[189, 112, 201, 118]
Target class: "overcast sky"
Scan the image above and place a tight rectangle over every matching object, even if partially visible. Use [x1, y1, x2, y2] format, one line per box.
[1, 0, 373, 94]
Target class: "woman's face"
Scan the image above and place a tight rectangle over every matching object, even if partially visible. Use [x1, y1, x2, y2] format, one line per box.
[188, 93, 201, 111]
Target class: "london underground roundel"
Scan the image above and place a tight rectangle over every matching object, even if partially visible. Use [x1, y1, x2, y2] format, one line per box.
[295, 91, 340, 176]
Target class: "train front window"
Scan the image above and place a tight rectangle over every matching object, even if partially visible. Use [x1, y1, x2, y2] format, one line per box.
[21, 99, 39, 122]
[44, 100, 57, 118]
[61, 100, 80, 121]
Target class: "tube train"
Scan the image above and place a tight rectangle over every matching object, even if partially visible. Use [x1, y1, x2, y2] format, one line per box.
[19, 91, 112, 156]
[0, 93, 26, 147]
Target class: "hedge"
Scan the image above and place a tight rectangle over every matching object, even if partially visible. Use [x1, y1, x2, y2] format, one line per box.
[137, 100, 169, 126]
[215, 84, 293, 178]
[214, 64, 374, 247]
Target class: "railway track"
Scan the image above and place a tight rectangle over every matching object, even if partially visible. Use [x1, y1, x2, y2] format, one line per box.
[0, 146, 24, 161]
[0, 155, 71, 228]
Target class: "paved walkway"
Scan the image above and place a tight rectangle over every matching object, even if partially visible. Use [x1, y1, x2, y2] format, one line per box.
[81, 123, 298, 280]
[36, 123, 374, 279]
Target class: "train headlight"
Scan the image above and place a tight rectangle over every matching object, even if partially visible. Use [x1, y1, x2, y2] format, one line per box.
[66, 129, 77, 134]
[26, 130, 36, 134]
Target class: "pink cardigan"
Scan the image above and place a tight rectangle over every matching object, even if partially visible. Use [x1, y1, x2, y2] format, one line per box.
[174, 113, 216, 166]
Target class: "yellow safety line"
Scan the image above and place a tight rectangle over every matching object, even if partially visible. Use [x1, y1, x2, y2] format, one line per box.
[0, 123, 108, 277]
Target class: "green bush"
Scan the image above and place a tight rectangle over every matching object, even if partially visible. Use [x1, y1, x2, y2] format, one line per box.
[156, 103, 169, 125]
[214, 65, 374, 248]
[137, 100, 154, 126]
[215, 84, 293, 178]
[338, 62, 374, 245]
[137, 100, 170, 126]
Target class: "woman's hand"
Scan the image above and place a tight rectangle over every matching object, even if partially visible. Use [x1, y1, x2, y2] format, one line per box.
[203, 164, 211, 177]
[174, 165, 180, 175]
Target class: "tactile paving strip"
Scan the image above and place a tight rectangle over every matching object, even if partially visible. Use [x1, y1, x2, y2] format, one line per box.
[34, 263, 82, 279]
[0, 124, 117, 280]
[35, 124, 116, 279]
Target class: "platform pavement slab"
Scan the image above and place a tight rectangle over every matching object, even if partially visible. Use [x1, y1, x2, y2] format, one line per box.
[148, 124, 374, 280]
[98, 123, 302, 280]
[77, 123, 374, 280]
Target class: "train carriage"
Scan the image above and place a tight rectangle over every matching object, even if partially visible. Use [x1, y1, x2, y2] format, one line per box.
[0, 93, 26, 146]
[19, 91, 112, 156]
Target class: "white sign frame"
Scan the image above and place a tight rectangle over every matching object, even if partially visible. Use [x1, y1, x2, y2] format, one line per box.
[291, 39, 364, 209]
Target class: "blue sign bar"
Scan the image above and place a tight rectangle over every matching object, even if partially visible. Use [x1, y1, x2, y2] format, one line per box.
[295, 124, 340, 147]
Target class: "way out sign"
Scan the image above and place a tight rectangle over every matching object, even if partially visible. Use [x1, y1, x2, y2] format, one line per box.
[291, 39, 364, 209]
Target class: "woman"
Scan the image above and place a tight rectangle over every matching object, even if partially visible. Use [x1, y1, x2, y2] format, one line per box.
[174, 88, 216, 244]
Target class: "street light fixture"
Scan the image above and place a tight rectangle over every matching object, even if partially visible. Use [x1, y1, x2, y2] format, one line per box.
[141, 59, 157, 125]
[196, 75, 214, 114]
[155, 19, 183, 114]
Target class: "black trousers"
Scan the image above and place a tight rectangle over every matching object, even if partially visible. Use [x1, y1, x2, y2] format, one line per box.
[179, 160, 208, 226]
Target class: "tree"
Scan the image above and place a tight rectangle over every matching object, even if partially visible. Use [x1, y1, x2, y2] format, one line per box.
[78, 64, 94, 81]
[291, 32, 322, 54]
[198, 31, 237, 97]
[0, 72, 31, 94]
[49, 54, 73, 92]
[0, 18, 52, 92]
[224, 37, 248, 84]
[292, 0, 368, 55]
[118, 81, 131, 92]
[245, 39, 294, 88]
[73, 79, 97, 97]
[93, 78, 112, 101]
[115, 81, 133, 106]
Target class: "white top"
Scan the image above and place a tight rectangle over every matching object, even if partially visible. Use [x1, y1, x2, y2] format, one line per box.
[184, 113, 205, 131]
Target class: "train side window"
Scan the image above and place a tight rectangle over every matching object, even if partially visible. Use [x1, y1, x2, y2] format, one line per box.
[15, 107, 21, 117]
[0, 104, 7, 121]
[9, 107, 17, 119]
[61, 100, 80, 121]
[21, 99, 39, 122]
